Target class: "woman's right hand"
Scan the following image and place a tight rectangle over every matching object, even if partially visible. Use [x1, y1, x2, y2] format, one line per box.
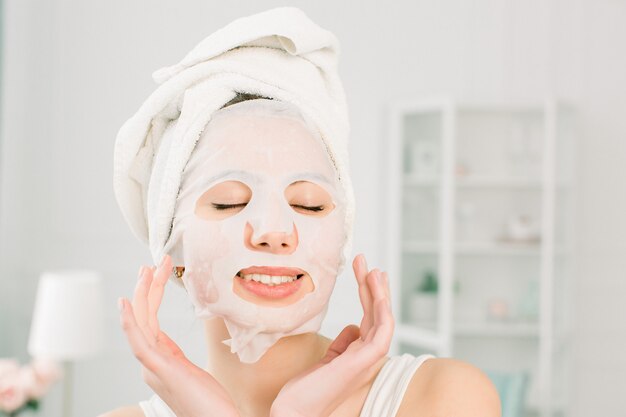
[118, 254, 240, 417]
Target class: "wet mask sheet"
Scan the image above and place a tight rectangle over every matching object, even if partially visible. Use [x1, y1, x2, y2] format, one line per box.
[165, 100, 347, 363]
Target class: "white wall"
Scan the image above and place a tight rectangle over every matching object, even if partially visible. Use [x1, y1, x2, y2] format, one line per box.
[1, 1, 624, 416]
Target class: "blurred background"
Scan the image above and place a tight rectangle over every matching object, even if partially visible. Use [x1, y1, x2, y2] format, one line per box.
[0, 1, 624, 416]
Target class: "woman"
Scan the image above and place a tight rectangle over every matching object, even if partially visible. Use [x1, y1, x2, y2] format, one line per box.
[102, 7, 500, 417]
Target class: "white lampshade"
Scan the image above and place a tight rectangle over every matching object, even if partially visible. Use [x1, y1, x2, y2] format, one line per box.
[28, 270, 104, 361]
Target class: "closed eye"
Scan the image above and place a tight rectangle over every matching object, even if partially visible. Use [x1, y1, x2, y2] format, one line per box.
[291, 204, 324, 212]
[212, 203, 247, 210]
[211, 203, 324, 212]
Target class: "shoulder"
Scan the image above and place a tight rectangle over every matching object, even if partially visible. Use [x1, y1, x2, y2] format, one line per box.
[96, 405, 145, 417]
[396, 357, 501, 417]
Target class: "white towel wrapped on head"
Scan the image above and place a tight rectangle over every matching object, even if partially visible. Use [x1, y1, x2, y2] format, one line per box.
[113, 7, 354, 273]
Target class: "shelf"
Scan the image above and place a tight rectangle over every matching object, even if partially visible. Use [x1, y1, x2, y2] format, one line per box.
[394, 323, 445, 351]
[403, 174, 570, 189]
[397, 321, 540, 339]
[457, 322, 539, 337]
[390, 98, 575, 417]
[526, 399, 568, 416]
[402, 240, 567, 256]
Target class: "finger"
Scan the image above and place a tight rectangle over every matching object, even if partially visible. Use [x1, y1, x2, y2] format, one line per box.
[133, 266, 156, 340]
[321, 325, 360, 364]
[368, 270, 393, 330]
[360, 269, 386, 341]
[353, 254, 373, 317]
[148, 255, 172, 335]
[377, 271, 391, 313]
[382, 272, 390, 302]
[367, 305, 394, 354]
[368, 269, 386, 303]
[361, 269, 383, 338]
[132, 267, 152, 327]
[119, 298, 163, 369]
[364, 279, 394, 351]
[372, 296, 393, 333]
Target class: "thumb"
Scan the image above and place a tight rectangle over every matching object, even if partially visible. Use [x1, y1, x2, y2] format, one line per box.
[320, 325, 360, 364]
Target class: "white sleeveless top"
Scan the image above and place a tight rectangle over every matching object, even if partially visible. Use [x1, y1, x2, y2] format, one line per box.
[139, 353, 434, 417]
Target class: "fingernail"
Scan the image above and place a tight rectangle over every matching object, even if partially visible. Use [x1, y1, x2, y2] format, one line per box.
[159, 254, 168, 267]
[370, 269, 377, 280]
[359, 255, 368, 270]
[138, 266, 145, 277]
[117, 297, 124, 312]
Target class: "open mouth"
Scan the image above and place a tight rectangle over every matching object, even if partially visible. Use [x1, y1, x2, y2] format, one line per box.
[236, 270, 305, 286]
[233, 266, 310, 301]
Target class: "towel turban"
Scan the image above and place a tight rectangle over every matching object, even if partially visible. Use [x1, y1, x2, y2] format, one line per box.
[113, 7, 354, 275]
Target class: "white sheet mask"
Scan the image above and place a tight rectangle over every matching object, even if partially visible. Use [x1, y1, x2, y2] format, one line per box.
[164, 99, 348, 363]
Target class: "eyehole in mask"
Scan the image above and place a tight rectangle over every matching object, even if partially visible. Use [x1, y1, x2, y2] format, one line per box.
[194, 180, 336, 219]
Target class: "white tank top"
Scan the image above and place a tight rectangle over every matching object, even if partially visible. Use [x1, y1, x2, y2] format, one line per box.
[139, 353, 434, 417]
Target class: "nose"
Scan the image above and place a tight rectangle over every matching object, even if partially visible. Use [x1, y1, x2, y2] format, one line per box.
[244, 221, 299, 255]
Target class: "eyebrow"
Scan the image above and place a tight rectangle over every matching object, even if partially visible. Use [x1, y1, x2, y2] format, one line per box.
[287, 172, 334, 185]
[196, 169, 254, 187]
[203, 170, 334, 186]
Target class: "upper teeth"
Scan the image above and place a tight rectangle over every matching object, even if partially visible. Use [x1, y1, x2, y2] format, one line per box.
[240, 273, 298, 285]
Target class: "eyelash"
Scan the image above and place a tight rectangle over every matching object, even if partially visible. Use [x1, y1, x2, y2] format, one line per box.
[211, 203, 324, 212]
[293, 204, 325, 212]
[211, 203, 246, 210]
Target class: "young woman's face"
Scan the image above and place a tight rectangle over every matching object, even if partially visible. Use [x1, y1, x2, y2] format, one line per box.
[174, 108, 347, 316]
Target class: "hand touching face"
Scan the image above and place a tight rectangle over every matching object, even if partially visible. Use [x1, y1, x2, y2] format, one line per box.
[270, 253, 394, 417]
[118, 255, 240, 417]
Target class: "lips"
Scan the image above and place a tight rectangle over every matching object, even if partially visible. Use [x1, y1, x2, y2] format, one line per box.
[234, 265, 308, 299]
[237, 265, 305, 277]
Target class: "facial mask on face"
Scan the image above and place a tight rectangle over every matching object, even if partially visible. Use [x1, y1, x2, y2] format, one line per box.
[164, 99, 348, 363]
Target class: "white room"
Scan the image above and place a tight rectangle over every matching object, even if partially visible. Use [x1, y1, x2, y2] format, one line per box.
[0, 1, 624, 416]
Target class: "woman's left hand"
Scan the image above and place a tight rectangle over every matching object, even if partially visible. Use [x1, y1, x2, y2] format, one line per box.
[270, 254, 394, 417]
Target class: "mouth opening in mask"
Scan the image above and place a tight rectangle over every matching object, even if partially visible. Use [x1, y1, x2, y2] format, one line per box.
[233, 265, 314, 305]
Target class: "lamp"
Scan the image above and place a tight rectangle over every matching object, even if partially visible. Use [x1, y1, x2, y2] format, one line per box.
[28, 270, 104, 417]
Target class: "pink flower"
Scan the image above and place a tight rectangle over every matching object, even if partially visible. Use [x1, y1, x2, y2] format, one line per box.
[0, 360, 27, 413]
[0, 359, 20, 378]
[30, 358, 62, 384]
[19, 358, 62, 397]
[18, 366, 45, 398]
[0, 357, 61, 412]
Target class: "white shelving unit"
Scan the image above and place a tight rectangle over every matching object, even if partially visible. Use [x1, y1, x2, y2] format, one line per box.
[385, 97, 577, 417]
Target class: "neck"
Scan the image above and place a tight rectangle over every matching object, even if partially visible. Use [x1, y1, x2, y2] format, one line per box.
[204, 317, 331, 417]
